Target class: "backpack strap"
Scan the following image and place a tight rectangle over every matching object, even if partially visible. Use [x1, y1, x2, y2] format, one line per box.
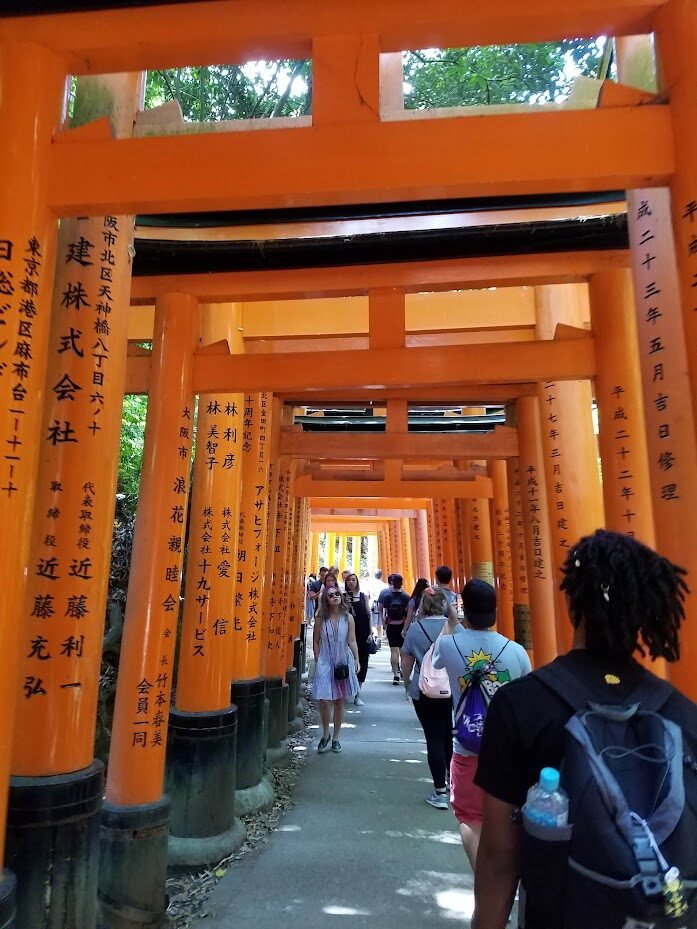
[416, 620, 434, 646]
[534, 658, 675, 715]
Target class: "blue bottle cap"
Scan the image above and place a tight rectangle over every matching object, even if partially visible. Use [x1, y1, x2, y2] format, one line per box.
[540, 767, 560, 792]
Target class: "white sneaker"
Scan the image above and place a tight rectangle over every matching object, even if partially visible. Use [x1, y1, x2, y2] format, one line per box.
[354, 695, 365, 706]
[426, 791, 450, 810]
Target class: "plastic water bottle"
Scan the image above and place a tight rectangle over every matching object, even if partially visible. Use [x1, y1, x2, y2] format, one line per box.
[522, 767, 568, 827]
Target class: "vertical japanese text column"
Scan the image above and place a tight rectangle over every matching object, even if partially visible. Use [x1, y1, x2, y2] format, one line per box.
[400, 517, 414, 593]
[389, 520, 403, 577]
[415, 509, 430, 582]
[430, 502, 443, 568]
[456, 499, 472, 585]
[10, 72, 144, 929]
[262, 397, 287, 752]
[466, 493, 494, 586]
[231, 393, 272, 795]
[100, 292, 199, 925]
[439, 499, 456, 574]
[490, 460, 514, 638]
[506, 453, 532, 662]
[268, 457, 292, 679]
[590, 271, 655, 544]
[626, 190, 697, 697]
[176, 304, 244, 713]
[535, 284, 604, 652]
[516, 397, 558, 666]
[0, 44, 66, 882]
[166, 303, 246, 865]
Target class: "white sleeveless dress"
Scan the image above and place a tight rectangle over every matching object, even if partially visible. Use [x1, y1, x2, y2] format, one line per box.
[313, 614, 359, 700]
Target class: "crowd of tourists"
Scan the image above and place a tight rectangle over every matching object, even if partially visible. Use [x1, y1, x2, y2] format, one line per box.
[305, 531, 697, 929]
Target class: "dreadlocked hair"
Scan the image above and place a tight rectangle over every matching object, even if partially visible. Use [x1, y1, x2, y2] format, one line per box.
[560, 529, 688, 662]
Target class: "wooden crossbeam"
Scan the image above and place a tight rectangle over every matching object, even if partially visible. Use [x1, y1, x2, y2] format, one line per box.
[283, 428, 518, 460]
[296, 474, 494, 499]
[125, 338, 592, 395]
[130, 251, 629, 305]
[190, 338, 594, 393]
[48, 107, 670, 216]
[2, 1, 662, 74]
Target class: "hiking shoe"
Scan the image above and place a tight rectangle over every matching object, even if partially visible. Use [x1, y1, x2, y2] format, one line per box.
[354, 695, 365, 706]
[331, 740, 342, 753]
[426, 791, 449, 810]
[317, 735, 331, 753]
[393, 675, 400, 685]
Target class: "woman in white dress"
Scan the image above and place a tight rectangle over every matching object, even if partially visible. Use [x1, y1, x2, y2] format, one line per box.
[312, 587, 360, 754]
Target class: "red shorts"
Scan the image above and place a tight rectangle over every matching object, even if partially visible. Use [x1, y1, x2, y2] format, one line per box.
[450, 753, 484, 825]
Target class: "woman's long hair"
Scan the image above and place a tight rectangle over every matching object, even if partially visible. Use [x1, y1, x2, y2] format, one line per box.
[410, 577, 429, 608]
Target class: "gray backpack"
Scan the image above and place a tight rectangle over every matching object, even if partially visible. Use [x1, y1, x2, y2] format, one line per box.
[520, 660, 697, 929]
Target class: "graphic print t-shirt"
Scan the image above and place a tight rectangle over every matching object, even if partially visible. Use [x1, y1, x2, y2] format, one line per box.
[432, 629, 531, 756]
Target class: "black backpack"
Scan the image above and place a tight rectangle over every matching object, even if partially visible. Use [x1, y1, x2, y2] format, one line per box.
[519, 661, 697, 929]
[385, 591, 409, 624]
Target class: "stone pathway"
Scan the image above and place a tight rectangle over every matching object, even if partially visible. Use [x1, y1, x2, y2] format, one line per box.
[199, 641, 475, 928]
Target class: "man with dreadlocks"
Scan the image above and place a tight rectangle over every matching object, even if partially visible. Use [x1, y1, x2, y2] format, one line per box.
[471, 530, 697, 929]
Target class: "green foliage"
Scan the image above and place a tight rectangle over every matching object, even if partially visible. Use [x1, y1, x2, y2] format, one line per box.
[143, 40, 606, 123]
[118, 394, 148, 510]
[145, 60, 312, 121]
[403, 40, 607, 108]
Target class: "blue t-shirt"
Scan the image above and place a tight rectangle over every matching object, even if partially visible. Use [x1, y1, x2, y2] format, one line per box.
[401, 617, 465, 700]
[433, 629, 531, 756]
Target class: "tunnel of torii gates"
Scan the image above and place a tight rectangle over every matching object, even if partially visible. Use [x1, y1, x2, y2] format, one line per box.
[1, 0, 697, 927]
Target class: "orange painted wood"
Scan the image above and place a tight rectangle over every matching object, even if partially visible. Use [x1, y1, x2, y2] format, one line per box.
[281, 429, 519, 460]
[106, 292, 199, 806]
[47, 108, 672, 217]
[176, 306, 244, 711]
[130, 252, 630, 306]
[0, 42, 66, 854]
[490, 460, 515, 639]
[516, 397, 559, 667]
[2, 0, 663, 75]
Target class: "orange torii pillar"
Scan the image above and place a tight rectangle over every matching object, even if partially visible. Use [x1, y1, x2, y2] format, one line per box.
[466, 495, 495, 586]
[490, 460, 515, 639]
[507, 456, 533, 663]
[338, 533, 347, 573]
[326, 532, 337, 570]
[400, 517, 414, 593]
[259, 398, 290, 764]
[589, 271, 667, 678]
[456, 500, 472, 587]
[6, 72, 141, 929]
[408, 519, 419, 585]
[101, 292, 198, 927]
[516, 398, 559, 667]
[438, 498, 456, 576]
[613, 30, 697, 698]
[351, 535, 361, 575]
[167, 304, 246, 867]
[0, 42, 65, 921]
[377, 524, 388, 574]
[366, 533, 378, 574]
[310, 531, 320, 575]
[389, 520, 403, 577]
[415, 509, 431, 582]
[268, 457, 291, 688]
[535, 285, 605, 653]
[288, 474, 307, 726]
[430, 502, 443, 568]
[626, 188, 697, 698]
[231, 392, 274, 812]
